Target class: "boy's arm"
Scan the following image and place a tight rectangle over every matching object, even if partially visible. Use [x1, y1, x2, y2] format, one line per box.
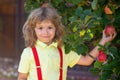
[17, 72, 28, 80]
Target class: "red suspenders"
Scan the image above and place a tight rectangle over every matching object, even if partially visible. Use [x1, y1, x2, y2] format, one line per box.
[58, 48, 63, 80]
[32, 47, 63, 80]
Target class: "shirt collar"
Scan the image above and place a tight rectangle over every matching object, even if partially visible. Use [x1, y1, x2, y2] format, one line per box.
[36, 40, 58, 48]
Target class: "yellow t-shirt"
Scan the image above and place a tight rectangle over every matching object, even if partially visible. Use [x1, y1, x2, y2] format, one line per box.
[18, 40, 81, 80]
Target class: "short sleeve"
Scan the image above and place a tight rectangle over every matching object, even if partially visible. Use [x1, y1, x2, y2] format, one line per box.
[18, 48, 32, 73]
[66, 51, 81, 68]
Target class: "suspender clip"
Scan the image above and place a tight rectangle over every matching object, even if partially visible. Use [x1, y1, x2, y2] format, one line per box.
[36, 66, 41, 68]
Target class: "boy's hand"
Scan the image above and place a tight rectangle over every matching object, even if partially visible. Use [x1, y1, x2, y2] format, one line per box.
[100, 29, 117, 45]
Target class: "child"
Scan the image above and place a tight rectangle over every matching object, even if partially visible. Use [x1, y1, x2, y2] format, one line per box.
[17, 3, 116, 80]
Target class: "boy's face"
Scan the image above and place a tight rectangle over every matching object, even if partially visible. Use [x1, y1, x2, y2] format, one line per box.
[35, 20, 56, 45]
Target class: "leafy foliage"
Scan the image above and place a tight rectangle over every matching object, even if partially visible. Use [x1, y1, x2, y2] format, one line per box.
[24, 0, 120, 79]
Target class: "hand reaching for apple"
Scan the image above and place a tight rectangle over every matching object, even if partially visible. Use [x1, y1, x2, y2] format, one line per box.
[99, 25, 117, 45]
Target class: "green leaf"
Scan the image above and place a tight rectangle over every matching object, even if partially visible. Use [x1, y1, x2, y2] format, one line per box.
[78, 37, 83, 44]
[97, 44, 105, 50]
[116, 39, 120, 44]
[91, 0, 98, 10]
[93, 21, 100, 25]
[100, 71, 113, 80]
[53, 0, 62, 3]
[67, 0, 82, 5]
[36, 0, 40, 3]
[72, 26, 77, 32]
[94, 61, 102, 68]
[108, 46, 118, 56]
[84, 15, 93, 24]
[83, 9, 92, 16]
[52, 0, 63, 6]
[64, 43, 71, 54]
[24, 0, 40, 12]
[76, 44, 88, 55]
[113, 66, 120, 75]
[75, 7, 83, 16]
[104, 42, 111, 49]
[102, 63, 113, 70]
[84, 33, 93, 41]
[69, 16, 77, 22]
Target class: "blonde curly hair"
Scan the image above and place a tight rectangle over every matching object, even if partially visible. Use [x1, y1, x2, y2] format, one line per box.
[22, 3, 65, 48]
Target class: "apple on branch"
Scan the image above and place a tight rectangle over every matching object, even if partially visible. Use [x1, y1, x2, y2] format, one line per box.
[105, 25, 115, 36]
[98, 50, 107, 62]
[104, 6, 113, 14]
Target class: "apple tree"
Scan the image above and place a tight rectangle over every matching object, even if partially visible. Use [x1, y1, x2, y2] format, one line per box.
[24, 0, 120, 80]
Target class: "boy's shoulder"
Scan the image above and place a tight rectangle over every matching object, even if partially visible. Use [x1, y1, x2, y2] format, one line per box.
[22, 47, 33, 55]
[23, 47, 32, 51]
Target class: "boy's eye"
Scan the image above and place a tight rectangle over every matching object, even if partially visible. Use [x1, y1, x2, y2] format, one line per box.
[48, 26, 53, 29]
[39, 27, 43, 30]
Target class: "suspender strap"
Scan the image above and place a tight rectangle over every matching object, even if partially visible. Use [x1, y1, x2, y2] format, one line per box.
[32, 47, 63, 80]
[32, 47, 42, 80]
[58, 48, 63, 80]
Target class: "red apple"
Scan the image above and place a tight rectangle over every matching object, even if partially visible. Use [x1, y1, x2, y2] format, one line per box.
[98, 50, 107, 62]
[105, 25, 115, 36]
[104, 6, 113, 14]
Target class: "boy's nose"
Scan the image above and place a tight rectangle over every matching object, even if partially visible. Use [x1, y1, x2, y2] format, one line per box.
[43, 29, 48, 34]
